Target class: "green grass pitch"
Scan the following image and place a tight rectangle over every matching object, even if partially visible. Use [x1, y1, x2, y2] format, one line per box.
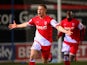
[0, 61, 87, 65]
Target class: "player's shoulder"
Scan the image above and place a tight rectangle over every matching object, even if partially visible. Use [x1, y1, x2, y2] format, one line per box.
[31, 15, 40, 21]
[32, 15, 38, 19]
[61, 18, 67, 22]
[45, 15, 53, 19]
[73, 18, 80, 23]
[44, 15, 53, 22]
[72, 18, 79, 21]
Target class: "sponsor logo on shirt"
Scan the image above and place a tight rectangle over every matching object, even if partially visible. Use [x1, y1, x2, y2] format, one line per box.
[36, 25, 47, 30]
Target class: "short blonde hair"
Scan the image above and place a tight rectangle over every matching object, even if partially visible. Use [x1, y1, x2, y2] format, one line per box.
[39, 4, 47, 9]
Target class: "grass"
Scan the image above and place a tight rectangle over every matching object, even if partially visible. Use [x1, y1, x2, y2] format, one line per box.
[0, 61, 87, 65]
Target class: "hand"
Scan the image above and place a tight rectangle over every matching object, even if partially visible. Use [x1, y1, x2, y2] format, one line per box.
[8, 20, 17, 30]
[66, 30, 73, 36]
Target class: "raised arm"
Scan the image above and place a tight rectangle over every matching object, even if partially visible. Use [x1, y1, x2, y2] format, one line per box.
[8, 20, 28, 29]
[50, 19, 72, 35]
[56, 26, 72, 36]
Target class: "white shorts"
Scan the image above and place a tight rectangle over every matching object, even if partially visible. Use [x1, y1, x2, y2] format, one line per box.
[31, 30, 51, 51]
[31, 39, 52, 51]
[31, 41, 41, 51]
[61, 42, 70, 54]
[62, 41, 78, 55]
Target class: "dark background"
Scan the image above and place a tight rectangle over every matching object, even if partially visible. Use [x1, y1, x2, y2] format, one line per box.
[0, 0, 87, 43]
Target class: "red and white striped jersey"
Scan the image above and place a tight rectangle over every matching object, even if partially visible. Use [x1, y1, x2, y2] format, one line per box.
[60, 18, 84, 43]
[27, 15, 58, 45]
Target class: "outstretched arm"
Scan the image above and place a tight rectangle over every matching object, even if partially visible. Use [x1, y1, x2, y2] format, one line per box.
[8, 20, 28, 29]
[50, 19, 72, 35]
[56, 26, 72, 36]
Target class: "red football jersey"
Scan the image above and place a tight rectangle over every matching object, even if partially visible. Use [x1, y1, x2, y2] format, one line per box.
[60, 18, 82, 42]
[27, 15, 57, 43]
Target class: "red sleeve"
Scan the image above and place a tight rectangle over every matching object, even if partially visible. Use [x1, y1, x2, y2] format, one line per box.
[28, 18, 35, 26]
[56, 20, 64, 28]
[60, 19, 64, 27]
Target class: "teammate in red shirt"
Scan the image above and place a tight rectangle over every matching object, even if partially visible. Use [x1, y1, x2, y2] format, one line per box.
[8, 4, 72, 65]
[58, 11, 85, 65]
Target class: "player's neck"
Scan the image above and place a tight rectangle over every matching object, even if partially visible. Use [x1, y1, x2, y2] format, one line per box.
[40, 14, 46, 19]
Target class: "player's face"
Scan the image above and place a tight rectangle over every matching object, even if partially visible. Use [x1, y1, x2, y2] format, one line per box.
[37, 6, 46, 17]
[66, 12, 73, 21]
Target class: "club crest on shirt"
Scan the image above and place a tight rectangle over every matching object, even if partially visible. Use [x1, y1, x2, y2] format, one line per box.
[72, 23, 75, 27]
[44, 21, 47, 25]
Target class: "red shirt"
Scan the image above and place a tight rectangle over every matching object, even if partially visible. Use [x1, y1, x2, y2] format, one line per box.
[28, 15, 54, 43]
[60, 18, 81, 42]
